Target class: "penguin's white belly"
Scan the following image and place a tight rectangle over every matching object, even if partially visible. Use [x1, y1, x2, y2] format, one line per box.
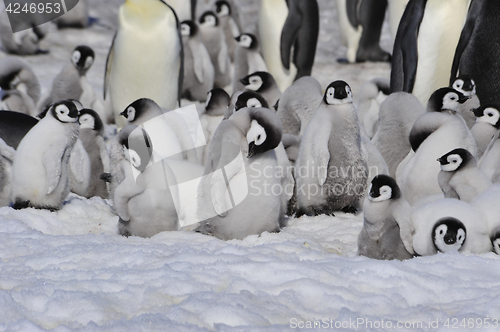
[412, 0, 470, 105]
[258, 0, 297, 91]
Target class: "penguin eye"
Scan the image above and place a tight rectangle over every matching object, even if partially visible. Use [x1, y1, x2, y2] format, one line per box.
[450, 96, 457, 101]
[440, 229, 444, 235]
[487, 113, 493, 117]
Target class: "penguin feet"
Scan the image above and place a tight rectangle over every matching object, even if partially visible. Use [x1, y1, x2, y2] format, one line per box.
[100, 173, 113, 183]
[193, 221, 214, 236]
[118, 218, 131, 237]
[336, 58, 351, 64]
[355, 48, 392, 63]
[296, 205, 336, 218]
[341, 205, 358, 214]
[12, 200, 30, 210]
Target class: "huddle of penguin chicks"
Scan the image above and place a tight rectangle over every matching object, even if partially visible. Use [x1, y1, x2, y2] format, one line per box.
[358, 76, 500, 260]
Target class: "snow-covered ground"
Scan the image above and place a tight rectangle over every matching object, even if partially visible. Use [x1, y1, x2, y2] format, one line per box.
[1, 1, 500, 331]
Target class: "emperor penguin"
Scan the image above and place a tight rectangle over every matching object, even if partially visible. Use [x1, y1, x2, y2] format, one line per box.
[358, 175, 415, 260]
[224, 90, 270, 119]
[258, 0, 319, 91]
[233, 33, 268, 93]
[77, 109, 110, 199]
[0, 138, 16, 207]
[437, 148, 492, 202]
[104, 0, 183, 128]
[451, 0, 500, 106]
[411, 198, 492, 255]
[40, 45, 106, 122]
[120, 98, 198, 164]
[240, 71, 281, 110]
[335, 0, 392, 63]
[199, 88, 230, 164]
[164, 0, 196, 21]
[356, 78, 391, 139]
[195, 107, 283, 240]
[11, 100, 80, 211]
[112, 126, 180, 237]
[54, 0, 89, 28]
[276, 76, 323, 136]
[0, 111, 38, 149]
[451, 75, 480, 129]
[0, 57, 40, 116]
[470, 105, 500, 159]
[396, 88, 477, 205]
[0, 10, 48, 55]
[198, 11, 232, 90]
[214, 0, 240, 62]
[388, 0, 410, 45]
[180, 20, 215, 103]
[391, 0, 471, 105]
[372, 92, 426, 178]
[296, 81, 368, 217]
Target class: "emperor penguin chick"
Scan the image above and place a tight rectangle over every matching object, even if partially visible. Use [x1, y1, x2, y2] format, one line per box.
[11, 100, 80, 210]
[437, 148, 492, 203]
[180, 20, 215, 103]
[233, 33, 267, 93]
[358, 175, 415, 260]
[296, 80, 368, 217]
[470, 105, 500, 159]
[451, 75, 480, 129]
[195, 107, 283, 240]
[240, 71, 281, 110]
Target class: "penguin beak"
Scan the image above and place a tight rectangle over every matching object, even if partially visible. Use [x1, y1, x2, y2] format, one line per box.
[472, 108, 483, 117]
[458, 94, 469, 104]
[120, 109, 128, 118]
[240, 77, 249, 85]
[247, 141, 256, 158]
[235, 36, 241, 42]
[436, 157, 446, 165]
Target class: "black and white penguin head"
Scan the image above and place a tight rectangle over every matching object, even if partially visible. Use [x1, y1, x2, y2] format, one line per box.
[240, 71, 274, 93]
[38, 100, 79, 123]
[234, 91, 269, 112]
[491, 228, 500, 255]
[437, 148, 474, 172]
[121, 98, 161, 124]
[215, 0, 231, 17]
[368, 174, 401, 202]
[432, 217, 467, 253]
[323, 80, 353, 105]
[71, 45, 95, 74]
[205, 88, 230, 115]
[199, 11, 219, 27]
[235, 33, 258, 50]
[427, 87, 468, 113]
[180, 20, 197, 37]
[472, 105, 500, 128]
[120, 126, 153, 173]
[451, 75, 476, 97]
[245, 108, 282, 158]
[78, 108, 104, 134]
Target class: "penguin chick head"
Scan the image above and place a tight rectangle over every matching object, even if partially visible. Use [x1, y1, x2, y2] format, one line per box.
[491, 228, 500, 255]
[324, 80, 353, 105]
[78, 108, 104, 134]
[240, 71, 274, 92]
[368, 174, 401, 202]
[234, 91, 269, 112]
[121, 98, 162, 124]
[71, 45, 95, 74]
[451, 75, 476, 97]
[427, 87, 468, 113]
[245, 108, 282, 158]
[432, 217, 467, 253]
[215, 0, 231, 16]
[38, 100, 79, 123]
[120, 125, 153, 173]
[199, 11, 219, 27]
[180, 20, 197, 37]
[472, 105, 500, 128]
[235, 33, 258, 50]
[437, 148, 474, 172]
[205, 88, 230, 115]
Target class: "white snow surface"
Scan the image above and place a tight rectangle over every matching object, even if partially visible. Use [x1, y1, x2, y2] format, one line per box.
[1, 0, 500, 331]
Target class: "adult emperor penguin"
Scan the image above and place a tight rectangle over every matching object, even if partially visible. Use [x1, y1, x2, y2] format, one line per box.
[195, 107, 283, 240]
[437, 148, 492, 202]
[233, 33, 268, 93]
[451, 75, 480, 129]
[411, 198, 492, 255]
[258, 0, 319, 91]
[104, 0, 183, 128]
[358, 175, 415, 260]
[198, 11, 231, 90]
[335, 0, 392, 63]
[372, 92, 426, 178]
[214, 0, 240, 62]
[391, 0, 471, 105]
[296, 81, 368, 217]
[470, 105, 500, 158]
[396, 88, 477, 206]
[11, 100, 80, 211]
[451, 0, 500, 106]
[180, 20, 215, 103]
[0, 57, 40, 116]
[77, 109, 110, 199]
[240, 71, 281, 110]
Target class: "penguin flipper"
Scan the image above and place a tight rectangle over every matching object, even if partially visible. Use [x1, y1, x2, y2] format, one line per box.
[103, 33, 116, 100]
[311, 121, 332, 186]
[42, 141, 67, 195]
[228, 17, 240, 38]
[97, 135, 111, 173]
[280, 0, 302, 70]
[189, 41, 205, 84]
[346, 0, 361, 28]
[218, 39, 229, 75]
[392, 199, 415, 255]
